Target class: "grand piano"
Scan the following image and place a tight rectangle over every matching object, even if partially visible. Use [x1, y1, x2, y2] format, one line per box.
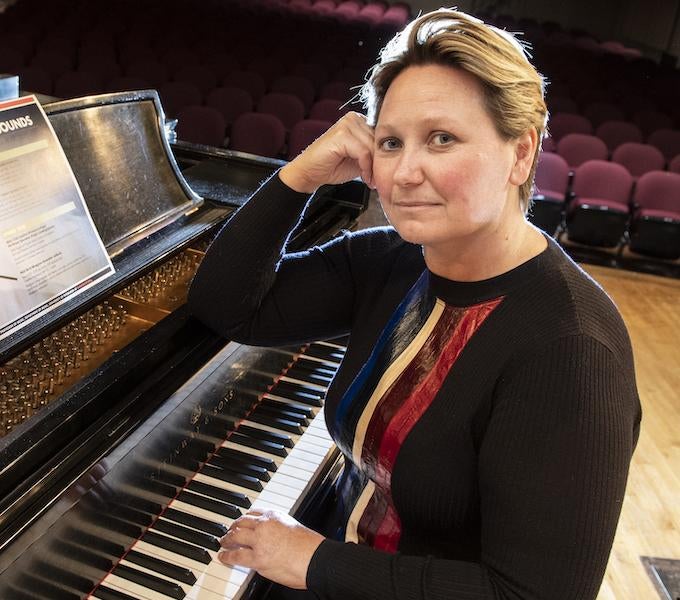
[0, 90, 368, 599]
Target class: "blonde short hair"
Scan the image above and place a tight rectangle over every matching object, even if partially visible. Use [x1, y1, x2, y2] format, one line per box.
[360, 8, 548, 212]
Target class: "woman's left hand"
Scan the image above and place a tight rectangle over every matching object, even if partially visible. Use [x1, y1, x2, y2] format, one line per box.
[218, 510, 326, 590]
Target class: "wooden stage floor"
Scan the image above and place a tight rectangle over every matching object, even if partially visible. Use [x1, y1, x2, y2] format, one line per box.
[583, 265, 680, 600]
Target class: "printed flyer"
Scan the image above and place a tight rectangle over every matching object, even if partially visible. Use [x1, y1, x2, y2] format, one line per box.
[0, 96, 114, 340]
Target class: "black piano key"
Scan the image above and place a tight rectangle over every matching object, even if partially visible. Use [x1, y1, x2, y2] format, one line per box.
[237, 424, 295, 448]
[164, 507, 228, 538]
[93, 585, 139, 600]
[34, 561, 95, 595]
[113, 563, 185, 599]
[177, 489, 242, 520]
[154, 469, 188, 488]
[228, 431, 288, 457]
[126, 550, 197, 586]
[214, 446, 278, 471]
[269, 383, 323, 406]
[188, 478, 253, 507]
[53, 540, 114, 572]
[291, 359, 337, 376]
[172, 455, 203, 476]
[142, 530, 211, 564]
[126, 496, 163, 517]
[201, 465, 263, 492]
[152, 518, 221, 551]
[260, 398, 314, 417]
[306, 343, 345, 362]
[65, 527, 125, 561]
[132, 477, 179, 501]
[7, 588, 43, 600]
[18, 574, 79, 600]
[112, 504, 154, 527]
[285, 365, 334, 384]
[81, 509, 143, 539]
[204, 455, 270, 481]
[248, 411, 305, 434]
[255, 402, 310, 424]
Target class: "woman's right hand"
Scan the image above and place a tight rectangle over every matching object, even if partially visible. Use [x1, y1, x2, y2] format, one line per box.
[279, 112, 375, 194]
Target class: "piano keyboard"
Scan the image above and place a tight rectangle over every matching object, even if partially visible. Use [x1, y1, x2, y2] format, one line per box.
[86, 341, 346, 600]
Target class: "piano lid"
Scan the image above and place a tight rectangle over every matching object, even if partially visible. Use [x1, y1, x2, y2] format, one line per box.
[44, 90, 203, 257]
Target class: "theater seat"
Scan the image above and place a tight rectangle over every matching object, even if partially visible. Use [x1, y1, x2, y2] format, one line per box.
[530, 152, 570, 235]
[176, 106, 226, 147]
[287, 119, 332, 159]
[628, 171, 680, 259]
[229, 112, 286, 158]
[566, 160, 633, 248]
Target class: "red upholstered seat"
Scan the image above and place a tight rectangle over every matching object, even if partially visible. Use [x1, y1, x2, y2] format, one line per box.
[565, 159, 633, 247]
[229, 112, 286, 158]
[628, 170, 680, 258]
[176, 105, 226, 147]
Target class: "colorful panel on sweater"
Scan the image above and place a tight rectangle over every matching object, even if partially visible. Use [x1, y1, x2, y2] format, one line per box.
[334, 271, 502, 551]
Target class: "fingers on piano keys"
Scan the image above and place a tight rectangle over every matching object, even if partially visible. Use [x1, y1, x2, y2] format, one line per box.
[84, 342, 343, 600]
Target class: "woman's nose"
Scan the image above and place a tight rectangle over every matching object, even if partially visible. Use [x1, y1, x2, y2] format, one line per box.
[392, 148, 425, 186]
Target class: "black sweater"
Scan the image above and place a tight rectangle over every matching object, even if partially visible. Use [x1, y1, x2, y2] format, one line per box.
[188, 173, 641, 600]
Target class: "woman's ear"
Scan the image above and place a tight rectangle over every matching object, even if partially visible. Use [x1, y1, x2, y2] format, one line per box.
[509, 128, 538, 186]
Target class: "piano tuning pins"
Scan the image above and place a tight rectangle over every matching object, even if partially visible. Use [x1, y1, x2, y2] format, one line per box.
[117, 248, 202, 306]
[0, 245, 207, 437]
[0, 298, 132, 437]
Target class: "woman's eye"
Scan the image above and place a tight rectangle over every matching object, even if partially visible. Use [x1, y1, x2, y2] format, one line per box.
[379, 138, 401, 151]
[432, 132, 454, 145]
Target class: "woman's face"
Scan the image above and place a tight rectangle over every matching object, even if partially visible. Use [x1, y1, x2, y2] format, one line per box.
[372, 64, 522, 251]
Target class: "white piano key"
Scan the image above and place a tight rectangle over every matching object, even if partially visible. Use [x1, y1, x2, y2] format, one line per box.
[191, 472, 259, 503]
[263, 468, 309, 490]
[103, 573, 170, 600]
[120, 555, 242, 600]
[261, 392, 321, 413]
[219, 440, 286, 466]
[134, 538, 249, 588]
[171, 499, 236, 529]
[278, 375, 327, 391]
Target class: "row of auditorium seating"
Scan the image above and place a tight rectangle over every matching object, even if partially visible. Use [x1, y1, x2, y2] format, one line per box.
[531, 154, 680, 261]
[544, 132, 680, 175]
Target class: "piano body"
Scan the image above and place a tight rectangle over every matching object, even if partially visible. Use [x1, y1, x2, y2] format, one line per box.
[0, 91, 367, 599]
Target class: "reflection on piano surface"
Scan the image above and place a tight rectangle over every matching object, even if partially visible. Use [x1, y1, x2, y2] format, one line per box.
[0, 90, 366, 599]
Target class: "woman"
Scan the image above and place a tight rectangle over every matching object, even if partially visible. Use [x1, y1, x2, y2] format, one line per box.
[188, 9, 641, 599]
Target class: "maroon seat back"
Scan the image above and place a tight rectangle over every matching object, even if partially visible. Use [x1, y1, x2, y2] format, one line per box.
[557, 134, 608, 168]
[176, 105, 226, 147]
[611, 143, 665, 179]
[206, 86, 254, 128]
[634, 171, 680, 213]
[647, 128, 680, 162]
[230, 112, 286, 158]
[257, 92, 306, 131]
[548, 112, 593, 141]
[288, 119, 332, 159]
[310, 99, 348, 122]
[270, 75, 316, 112]
[595, 120, 643, 152]
[222, 70, 266, 103]
[572, 160, 633, 205]
[534, 152, 570, 198]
